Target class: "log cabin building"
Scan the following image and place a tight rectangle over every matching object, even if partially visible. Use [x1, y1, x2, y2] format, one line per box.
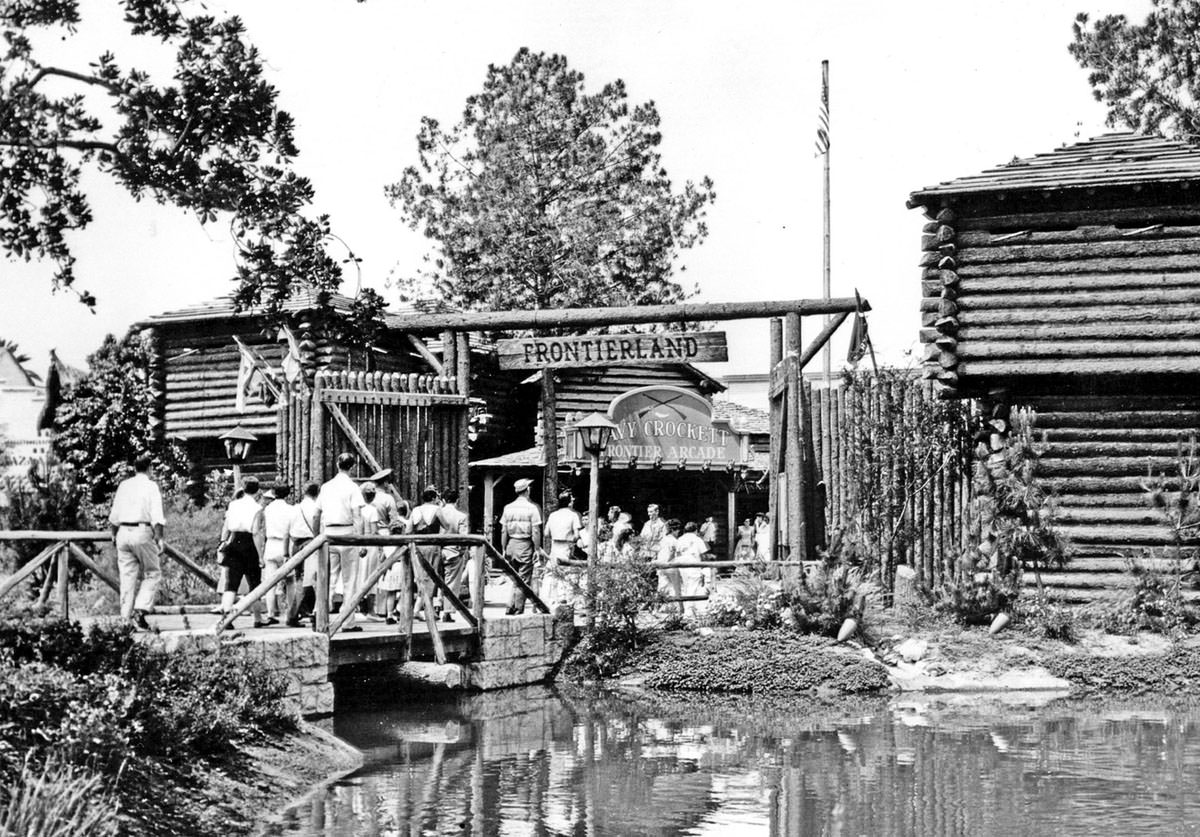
[909, 132, 1200, 600]
[139, 291, 527, 498]
[470, 364, 770, 558]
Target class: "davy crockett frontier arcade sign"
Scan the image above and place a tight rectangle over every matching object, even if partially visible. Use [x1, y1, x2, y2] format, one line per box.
[497, 331, 727, 370]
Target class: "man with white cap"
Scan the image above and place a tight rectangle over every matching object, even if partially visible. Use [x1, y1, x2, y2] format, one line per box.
[500, 477, 542, 615]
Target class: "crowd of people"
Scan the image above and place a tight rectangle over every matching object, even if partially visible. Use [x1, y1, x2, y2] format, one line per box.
[110, 452, 477, 632]
[107, 453, 762, 630]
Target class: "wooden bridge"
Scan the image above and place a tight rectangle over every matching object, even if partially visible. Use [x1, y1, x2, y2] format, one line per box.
[0, 530, 551, 672]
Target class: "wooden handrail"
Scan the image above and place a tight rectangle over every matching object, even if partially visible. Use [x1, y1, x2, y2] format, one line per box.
[0, 541, 65, 599]
[213, 534, 327, 633]
[161, 543, 218, 590]
[0, 531, 110, 541]
[480, 542, 550, 614]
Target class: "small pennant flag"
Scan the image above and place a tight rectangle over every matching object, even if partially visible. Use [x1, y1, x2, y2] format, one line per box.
[279, 325, 303, 387]
[815, 60, 830, 157]
[233, 336, 280, 412]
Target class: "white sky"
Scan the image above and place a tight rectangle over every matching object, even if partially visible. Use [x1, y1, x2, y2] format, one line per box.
[1, 0, 1146, 375]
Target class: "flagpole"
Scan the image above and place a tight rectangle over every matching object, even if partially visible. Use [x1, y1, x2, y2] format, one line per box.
[821, 59, 832, 389]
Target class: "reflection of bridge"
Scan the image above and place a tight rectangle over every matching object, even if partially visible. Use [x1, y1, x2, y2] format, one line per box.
[0, 530, 570, 709]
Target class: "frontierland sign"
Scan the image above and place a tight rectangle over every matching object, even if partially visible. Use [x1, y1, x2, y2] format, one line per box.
[498, 331, 727, 370]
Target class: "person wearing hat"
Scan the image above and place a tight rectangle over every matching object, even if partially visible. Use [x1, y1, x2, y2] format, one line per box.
[364, 468, 400, 531]
[500, 478, 542, 615]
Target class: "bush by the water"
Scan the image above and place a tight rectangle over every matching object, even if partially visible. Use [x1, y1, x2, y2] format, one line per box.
[633, 630, 890, 695]
[564, 560, 662, 679]
[1079, 558, 1200, 637]
[0, 761, 116, 837]
[703, 563, 874, 639]
[1046, 646, 1200, 694]
[0, 605, 296, 834]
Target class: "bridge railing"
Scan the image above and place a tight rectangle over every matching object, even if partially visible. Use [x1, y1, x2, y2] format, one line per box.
[0, 530, 219, 619]
[213, 532, 547, 663]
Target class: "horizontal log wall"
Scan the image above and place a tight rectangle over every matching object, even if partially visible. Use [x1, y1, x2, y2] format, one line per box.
[917, 203, 1200, 390]
[1021, 393, 1200, 602]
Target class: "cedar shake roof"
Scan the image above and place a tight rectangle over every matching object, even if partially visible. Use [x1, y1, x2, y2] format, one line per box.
[908, 132, 1200, 209]
[712, 398, 768, 434]
[140, 291, 447, 330]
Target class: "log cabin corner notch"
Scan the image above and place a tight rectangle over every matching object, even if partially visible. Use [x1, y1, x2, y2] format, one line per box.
[908, 131, 1200, 601]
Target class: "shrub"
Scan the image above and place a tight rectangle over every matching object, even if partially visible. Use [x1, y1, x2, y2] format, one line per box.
[0, 761, 117, 837]
[1081, 557, 1200, 636]
[564, 560, 661, 679]
[703, 577, 783, 630]
[782, 561, 875, 638]
[636, 631, 890, 695]
[1018, 595, 1078, 642]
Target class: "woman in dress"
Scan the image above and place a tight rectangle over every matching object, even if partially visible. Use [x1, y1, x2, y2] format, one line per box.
[734, 517, 756, 562]
[377, 499, 411, 624]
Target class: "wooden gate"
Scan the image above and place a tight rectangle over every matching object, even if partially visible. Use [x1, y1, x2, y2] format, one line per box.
[277, 369, 470, 500]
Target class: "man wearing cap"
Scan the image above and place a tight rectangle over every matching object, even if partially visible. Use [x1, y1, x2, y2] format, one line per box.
[107, 454, 165, 630]
[500, 478, 542, 615]
[313, 452, 366, 632]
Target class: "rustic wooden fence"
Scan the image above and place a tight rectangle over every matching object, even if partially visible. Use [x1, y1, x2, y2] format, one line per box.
[277, 369, 470, 500]
[807, 371, 974, 593]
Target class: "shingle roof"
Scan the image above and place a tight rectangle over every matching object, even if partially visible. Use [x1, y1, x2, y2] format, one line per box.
[712, 398, 768, 434]
[908, 132, 1200, 209]
[139, 290, 442, 329]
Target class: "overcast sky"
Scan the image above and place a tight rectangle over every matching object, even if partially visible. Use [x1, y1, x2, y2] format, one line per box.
[2, 0, 1145, 376]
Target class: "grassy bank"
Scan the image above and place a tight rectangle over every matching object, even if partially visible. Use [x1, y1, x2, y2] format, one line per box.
[0, 606, 359, 836]
[616, 629, 892, 696]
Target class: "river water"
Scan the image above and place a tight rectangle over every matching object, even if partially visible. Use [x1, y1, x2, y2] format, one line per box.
[266, 685, 1200, 836]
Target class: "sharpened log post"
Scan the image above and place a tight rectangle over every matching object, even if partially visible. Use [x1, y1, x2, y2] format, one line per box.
[768, 318, 783, 562]
[310, 372, 325, 483]
[315, 540, 330, 633]
[785, 313, 806, 559]
[470, 545, 485, 635]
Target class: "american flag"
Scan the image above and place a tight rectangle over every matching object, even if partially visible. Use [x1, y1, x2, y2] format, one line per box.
[815, 61, 830, 157]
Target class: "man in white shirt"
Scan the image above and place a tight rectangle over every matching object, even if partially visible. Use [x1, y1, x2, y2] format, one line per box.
[219, 476, 269, 627]
[286, 482, 320, 624]
[107, 454, 165, 629]
[640, 504, 668, 560]
[544, 492, 582, 562]
[262, 484, 294, 624]
[500, 478, 542, 615]
[313, 452, 366, 631]
[439, 488, 470, 621]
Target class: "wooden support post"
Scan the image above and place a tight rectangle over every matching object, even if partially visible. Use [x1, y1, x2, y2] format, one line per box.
[399, 546, 414, 658]
[456, 331, 471, 501]
[541, 370, 559, 514]
[310, 374, 325, 482]
[411, 544, 447, 664]
[483, 472, 497, 549]
[37, 556, 55, 606]
[768, 317, 783, 562]
[57, 544, 69, 617]
[315, 541, 330, 633]
[413, 549, 477, 627]
[785, 313, 806, 559]
[161, 543, 218, 589]
[406, 333, 445, 374]
[441, 329, 456, 379]
[726, 487, 736, 562]
[469, 546, 485, 633]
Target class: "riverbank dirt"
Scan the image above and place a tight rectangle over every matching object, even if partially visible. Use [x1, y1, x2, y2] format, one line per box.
[156, 722, 362, 836]
[608, 612, 1185, 698]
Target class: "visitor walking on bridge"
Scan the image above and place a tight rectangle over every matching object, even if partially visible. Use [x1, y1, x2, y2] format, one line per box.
[286, 482, 319, 625]
[107, 454, 165, 630]
[218, 477, 270, 628]
[439, 488, 470, 620]
[262, 484, 293, 624]
[500, 478, 542, 615]
[314, 452, 366, 632]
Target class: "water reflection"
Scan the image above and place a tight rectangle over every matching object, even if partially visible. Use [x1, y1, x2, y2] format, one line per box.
[267, 686, 1200, 836]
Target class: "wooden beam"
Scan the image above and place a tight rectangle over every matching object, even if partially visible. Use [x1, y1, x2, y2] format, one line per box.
[67, 542, 120, 593]
[799, 311, 851, 369]
[406, 334, 445, 374]
[0, 542, 64, 599]
[385, 297, 870, 334]
[785, 312, 805, 559]
[161, 542, 218, 590]
[412, 549, 478, 628]
[324, 401, 384, 474]
[412, 545, 447, 664]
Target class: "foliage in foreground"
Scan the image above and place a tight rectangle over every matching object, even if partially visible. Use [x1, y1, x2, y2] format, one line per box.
[632, 630, 890, 695]
[0, 606, 295, 833]
[0, 761, 116, 837]
[563, 560, 661, 679]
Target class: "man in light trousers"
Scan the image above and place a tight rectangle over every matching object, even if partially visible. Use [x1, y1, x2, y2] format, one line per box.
[107, 454, 165, 630]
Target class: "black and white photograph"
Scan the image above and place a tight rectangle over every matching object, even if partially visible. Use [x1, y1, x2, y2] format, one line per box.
[3, 1, 1200, 834]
